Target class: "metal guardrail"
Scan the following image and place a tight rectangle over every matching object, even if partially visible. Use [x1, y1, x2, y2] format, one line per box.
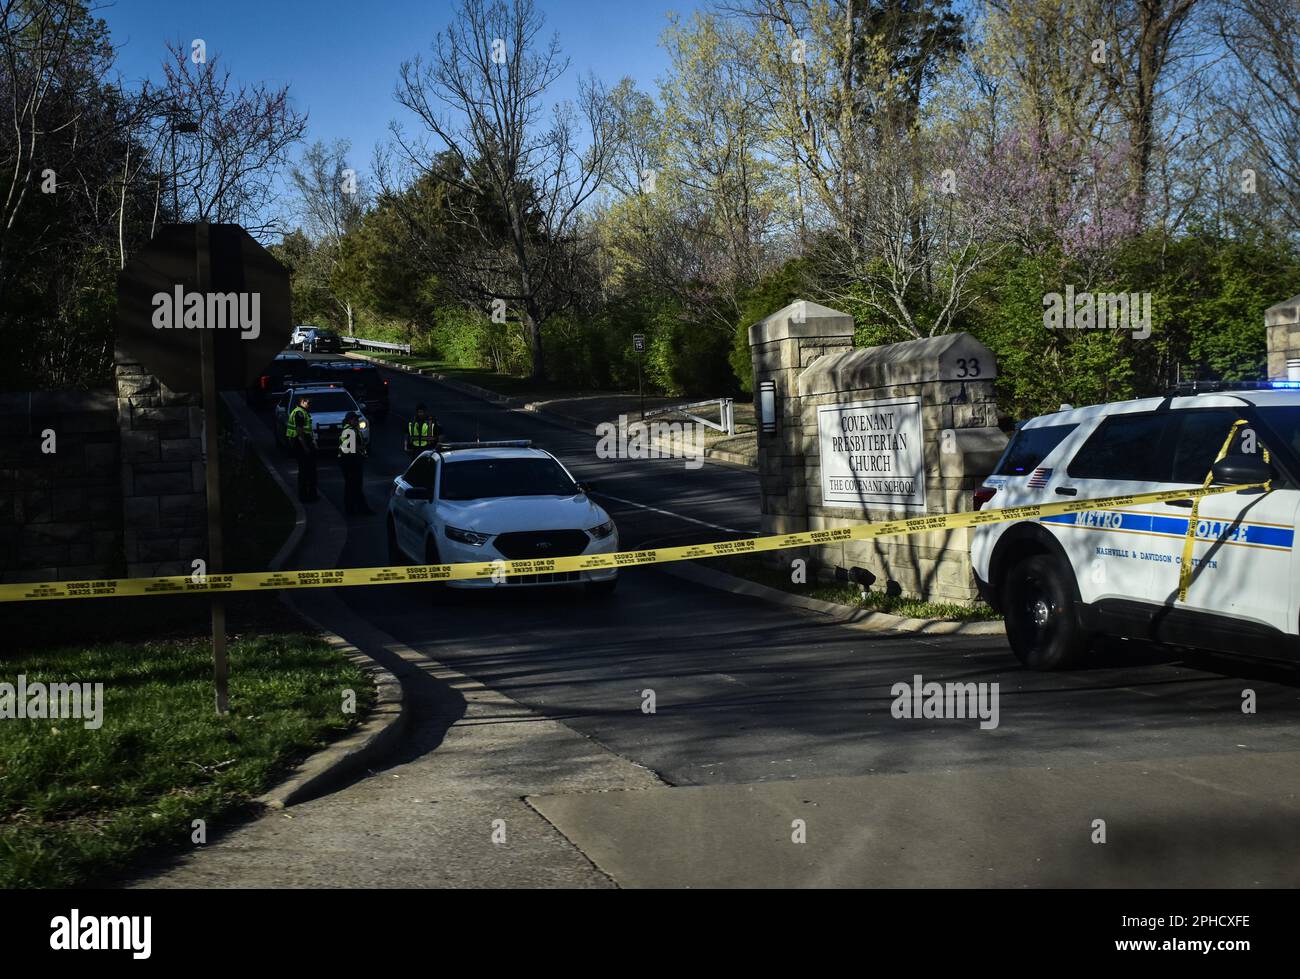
[643, 397, 736, 435]
[345, 337, 412, 355]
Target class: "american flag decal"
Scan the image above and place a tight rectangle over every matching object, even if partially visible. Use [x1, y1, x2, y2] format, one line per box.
[1027, 467, 1052, 488]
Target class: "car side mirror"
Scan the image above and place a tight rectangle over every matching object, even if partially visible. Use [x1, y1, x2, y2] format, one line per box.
[1211, 456, 1274, 487]
[580, 481, 599, 495]
[405, 486, 432, 501]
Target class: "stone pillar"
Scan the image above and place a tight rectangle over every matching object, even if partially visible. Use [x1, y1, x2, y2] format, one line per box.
[749, 301, 856, 537]
[114, 344, 207, 577]
[795, 333, 1005, 603]
[1265, 294, 1300, 381]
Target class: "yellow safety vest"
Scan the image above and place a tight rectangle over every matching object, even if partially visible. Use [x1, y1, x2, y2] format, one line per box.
[287, 405, 312, 440]
[407, 419, 435, 447]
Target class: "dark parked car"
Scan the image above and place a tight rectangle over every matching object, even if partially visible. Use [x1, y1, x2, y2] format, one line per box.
[249, 352, 313, 406]
[302, 328, 343, 353]
[307, 360, 390, 420]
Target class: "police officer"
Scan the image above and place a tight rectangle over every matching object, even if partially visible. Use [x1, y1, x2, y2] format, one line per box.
[286, 393, 319, 503]
[337, 410, 372, 515]
[405, 403, 440, 458]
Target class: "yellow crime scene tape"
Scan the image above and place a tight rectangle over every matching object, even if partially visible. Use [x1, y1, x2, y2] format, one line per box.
[1176, 419, 1268, 602]
[0, 479, 1267, 605]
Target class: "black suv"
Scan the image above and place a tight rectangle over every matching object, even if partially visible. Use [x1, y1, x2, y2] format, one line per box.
[249, 352, 313, 406]
[307, 360, 390, 420]
[302, 328, 343, 353]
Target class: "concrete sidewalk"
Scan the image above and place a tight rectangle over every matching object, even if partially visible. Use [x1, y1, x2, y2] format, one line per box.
[529, 750, 1300, 887]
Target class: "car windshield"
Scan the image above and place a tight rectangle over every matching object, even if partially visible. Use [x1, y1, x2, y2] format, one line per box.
[439, 457, 577, 501]
[1253, 406, 1300, 462]
[294, 392, 356, 413]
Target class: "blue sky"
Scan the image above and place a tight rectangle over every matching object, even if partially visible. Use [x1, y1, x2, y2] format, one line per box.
[100, 0, 698, 186]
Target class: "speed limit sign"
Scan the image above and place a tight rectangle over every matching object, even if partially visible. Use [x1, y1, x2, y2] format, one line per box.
[633, 334, 645, 353]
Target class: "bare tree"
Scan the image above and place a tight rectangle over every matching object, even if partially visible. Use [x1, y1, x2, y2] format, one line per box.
[819, 131, 1009, 339]
[1213, 0, 1300, 234]
[0, 0, 113, 298]
[291, 139, 366, 334]
[388, 0, 619, 380]
[153, 41, 306, 233]
[1095, 0, 1201, 225]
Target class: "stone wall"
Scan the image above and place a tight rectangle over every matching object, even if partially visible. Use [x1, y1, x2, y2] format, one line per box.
[798, 336, 1005, 603]
[1265, 294, 1300, 380]
[750, 301, 1007, 605]
[113, 344, 207, 578]
[0, 390, 123, 583]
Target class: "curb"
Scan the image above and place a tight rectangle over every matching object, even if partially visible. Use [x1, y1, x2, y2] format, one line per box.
[657, 558, 1007, 637]
[222, 392, 409, 808]
[254, 611, 407, 810]
[345, 351, 758, 468]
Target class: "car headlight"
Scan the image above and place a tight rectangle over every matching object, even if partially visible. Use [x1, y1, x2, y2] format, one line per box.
[588, 520, 615, 540]
[445, 525, 490, 547]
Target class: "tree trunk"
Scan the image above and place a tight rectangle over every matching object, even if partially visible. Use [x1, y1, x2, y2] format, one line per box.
[525, 308, 545, 382]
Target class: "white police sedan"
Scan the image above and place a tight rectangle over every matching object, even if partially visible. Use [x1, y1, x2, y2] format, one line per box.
[385, 442, 620, 596]
[273, 384, 371, 454]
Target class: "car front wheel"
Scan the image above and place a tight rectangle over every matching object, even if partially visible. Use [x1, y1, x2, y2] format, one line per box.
[386, 517, 405, 565]
[425, 537, 450, 601]
[1003, 554, 1088, 670]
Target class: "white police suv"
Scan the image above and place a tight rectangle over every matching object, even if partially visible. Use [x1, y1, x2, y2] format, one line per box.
[385, 441, 620, 596]
[972, 383, 1298, 669]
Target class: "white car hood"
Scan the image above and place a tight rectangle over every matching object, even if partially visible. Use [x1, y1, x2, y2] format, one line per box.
[438, 494, 609, 535]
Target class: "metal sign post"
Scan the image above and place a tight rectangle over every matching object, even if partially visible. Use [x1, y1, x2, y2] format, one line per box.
[195, 222, 229, 714]
[633, 334, 645, 420]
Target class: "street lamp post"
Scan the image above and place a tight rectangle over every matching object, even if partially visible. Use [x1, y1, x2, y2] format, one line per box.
[170, 115, 199, 220]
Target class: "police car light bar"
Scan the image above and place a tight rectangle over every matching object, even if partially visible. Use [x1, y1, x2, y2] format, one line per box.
[1169, 380, 1300, 395]
[438, 440, 533, 450]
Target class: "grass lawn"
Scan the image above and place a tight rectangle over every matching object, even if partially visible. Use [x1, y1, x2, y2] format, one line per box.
[0, 632, 372, 888]
[709, 555, 1001, 622]
[349, 350, 551, 397]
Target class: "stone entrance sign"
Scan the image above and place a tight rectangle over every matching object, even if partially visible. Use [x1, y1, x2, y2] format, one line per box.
[817, 398, 925, 509]
[749, 300, 1008, 604]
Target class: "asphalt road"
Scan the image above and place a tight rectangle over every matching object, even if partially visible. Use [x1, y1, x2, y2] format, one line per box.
[136, 355, 1300, 887]
[277, 357, 1300, 789]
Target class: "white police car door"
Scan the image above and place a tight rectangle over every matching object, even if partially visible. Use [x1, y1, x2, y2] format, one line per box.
[394, 454, 438, 558]
[1149, 408, 1300, 633]
[1043, 411, 1172, 607]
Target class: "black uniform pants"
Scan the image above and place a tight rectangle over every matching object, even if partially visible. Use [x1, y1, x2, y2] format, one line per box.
[295, 441, 318, 501]
[340, 457, 366, 513]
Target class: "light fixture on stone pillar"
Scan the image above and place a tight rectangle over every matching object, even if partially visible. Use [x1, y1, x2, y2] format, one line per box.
[759, 379, 777, 435]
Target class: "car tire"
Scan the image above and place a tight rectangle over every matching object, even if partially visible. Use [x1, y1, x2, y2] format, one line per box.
[425, 536, 450, 600]
[584, 578, 618, 600]
[386, 518, 405, 566]
[1003, 554, 1089, 670]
